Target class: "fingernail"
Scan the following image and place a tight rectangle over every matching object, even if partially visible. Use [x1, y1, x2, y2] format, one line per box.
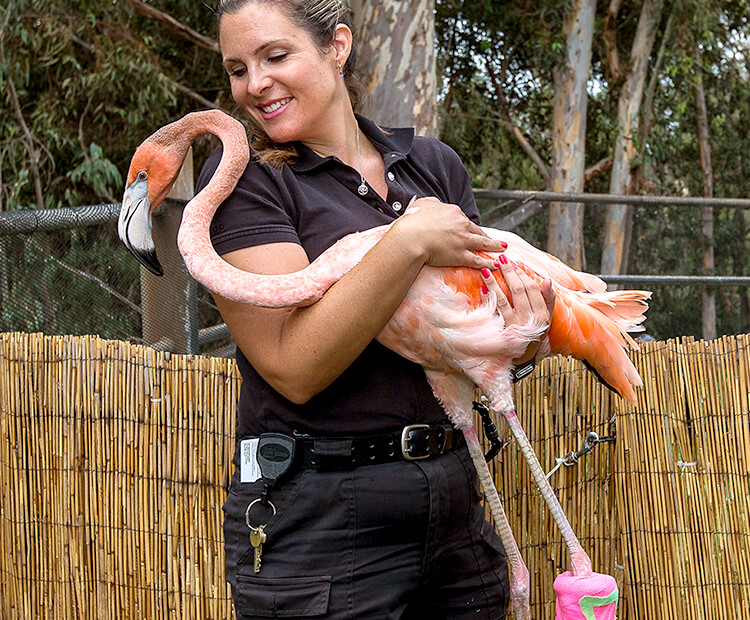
[501, 242, 508, 249]
[493, 261, 501, 268]
[499, 255, 508, 265]
[481, 284, 488, 295]
[513, 264, 518, 270]
[480, 268, 490, 278]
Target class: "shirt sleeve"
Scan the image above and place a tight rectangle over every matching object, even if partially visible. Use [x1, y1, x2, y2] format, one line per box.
[196, 148, 301, 256]
[434, 140, 481, 225]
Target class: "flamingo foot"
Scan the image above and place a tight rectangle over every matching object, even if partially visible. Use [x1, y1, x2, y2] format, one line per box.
[570, 548, 593, 577]
[553, 571, 618, 620]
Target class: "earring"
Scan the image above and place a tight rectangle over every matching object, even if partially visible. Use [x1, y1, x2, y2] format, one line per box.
[338, 64, 344, 77]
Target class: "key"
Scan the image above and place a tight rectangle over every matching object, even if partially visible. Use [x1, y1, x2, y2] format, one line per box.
[250, 525, 267, 574]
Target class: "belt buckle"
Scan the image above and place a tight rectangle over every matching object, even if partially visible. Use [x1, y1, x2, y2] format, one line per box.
[401, 424, 432, 461]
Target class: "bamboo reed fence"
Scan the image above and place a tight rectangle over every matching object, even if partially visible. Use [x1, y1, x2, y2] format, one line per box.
[1, 331, 749, 619]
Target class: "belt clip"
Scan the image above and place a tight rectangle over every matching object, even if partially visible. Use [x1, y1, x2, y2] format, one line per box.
[401, 424, 433, 461]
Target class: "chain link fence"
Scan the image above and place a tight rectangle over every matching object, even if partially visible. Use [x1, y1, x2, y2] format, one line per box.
[0, 202, 230, 356]
[1, 190, 748, 349]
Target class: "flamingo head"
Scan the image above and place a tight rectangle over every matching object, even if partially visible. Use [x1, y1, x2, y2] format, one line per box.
[118, 127, 191, 276]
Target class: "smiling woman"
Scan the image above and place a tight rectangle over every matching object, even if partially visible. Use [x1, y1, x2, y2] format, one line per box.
[200, 1, 554, 618]
[218, 0, 367, 166]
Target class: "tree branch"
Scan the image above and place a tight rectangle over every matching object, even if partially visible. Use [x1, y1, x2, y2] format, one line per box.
[170, 79, 222, 110]
[48, 255, 142, 314]
[485, 48, 552, 187]
[124, 0, 219, 54]
[641, 11, 674, 141]
[584, 156, 613, 183]
[479, 156, 613, 230]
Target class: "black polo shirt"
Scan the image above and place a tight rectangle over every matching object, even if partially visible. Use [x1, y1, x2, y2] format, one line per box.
[197, 115, 481, 437]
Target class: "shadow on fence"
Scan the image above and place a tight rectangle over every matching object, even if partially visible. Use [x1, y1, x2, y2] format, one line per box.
[1, 331, 749, 618]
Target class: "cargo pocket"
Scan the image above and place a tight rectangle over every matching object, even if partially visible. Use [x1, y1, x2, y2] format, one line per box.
[234, 574, 332, 617]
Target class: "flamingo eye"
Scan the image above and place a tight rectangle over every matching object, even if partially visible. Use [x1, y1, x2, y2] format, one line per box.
[137, 171, 148, 181]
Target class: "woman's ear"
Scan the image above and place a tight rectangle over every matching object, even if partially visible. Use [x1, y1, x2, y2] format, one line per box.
[331, 23, 353, 69]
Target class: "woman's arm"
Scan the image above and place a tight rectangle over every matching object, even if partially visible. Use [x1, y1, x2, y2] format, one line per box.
[214, 198, 506, 404]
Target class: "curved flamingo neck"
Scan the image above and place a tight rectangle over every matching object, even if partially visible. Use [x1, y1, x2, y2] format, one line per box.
[174, 110, 387, 308]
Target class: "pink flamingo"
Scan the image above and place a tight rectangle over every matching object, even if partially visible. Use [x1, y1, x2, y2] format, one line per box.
[120, 110, 647, 619]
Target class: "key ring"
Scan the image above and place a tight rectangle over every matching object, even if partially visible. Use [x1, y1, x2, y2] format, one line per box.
[245, 497, 276, 533]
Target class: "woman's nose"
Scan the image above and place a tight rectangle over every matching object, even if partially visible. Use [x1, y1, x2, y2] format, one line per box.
[247, 68, 272, 98]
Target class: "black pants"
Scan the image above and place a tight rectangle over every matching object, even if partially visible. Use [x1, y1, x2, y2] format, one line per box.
[223, 443, 510, 619]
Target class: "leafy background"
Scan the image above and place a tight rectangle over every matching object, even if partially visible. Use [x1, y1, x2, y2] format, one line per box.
[1, 0, 748, 344]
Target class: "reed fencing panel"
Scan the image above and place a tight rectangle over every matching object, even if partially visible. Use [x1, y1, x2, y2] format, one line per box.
[1, 331, 749, 619]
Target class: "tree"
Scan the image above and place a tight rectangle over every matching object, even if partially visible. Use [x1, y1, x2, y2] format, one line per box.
[547, 0, 596, 270]
[600, 0, 664, 276]
[350, 0, 438, 136]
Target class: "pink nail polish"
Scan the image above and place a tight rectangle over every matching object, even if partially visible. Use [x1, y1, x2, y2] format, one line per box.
[499, 254, 508, 265]
[501, 242, 508, 249]
[480, 268, 490, 278]
[493, 261, 501, 268]
[481, 284, 488, 295]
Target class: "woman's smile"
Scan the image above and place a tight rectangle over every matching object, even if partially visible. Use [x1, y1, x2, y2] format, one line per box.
[219, 2, 350, 147]
[258, 97, 294, 119]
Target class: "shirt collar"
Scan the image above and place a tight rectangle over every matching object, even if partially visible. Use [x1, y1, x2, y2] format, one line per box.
[290, 114, 415, 173]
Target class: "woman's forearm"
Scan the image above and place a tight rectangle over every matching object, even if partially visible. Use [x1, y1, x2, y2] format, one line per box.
[215, 201, 506, 404]
[215, 223, 427, 404]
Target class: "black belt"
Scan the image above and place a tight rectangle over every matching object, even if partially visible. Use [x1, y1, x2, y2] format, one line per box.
[247, 424, 462, 480]
[295, 424, 462, 470]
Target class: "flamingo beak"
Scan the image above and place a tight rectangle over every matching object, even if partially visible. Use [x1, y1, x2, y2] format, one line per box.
[118, 173, 163, 276]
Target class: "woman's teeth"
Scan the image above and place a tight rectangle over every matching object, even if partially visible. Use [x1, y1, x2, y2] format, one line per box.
[261, 98, 292, 113]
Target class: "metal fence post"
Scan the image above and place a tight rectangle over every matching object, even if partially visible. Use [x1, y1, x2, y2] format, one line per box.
[141, 148, 199, 354]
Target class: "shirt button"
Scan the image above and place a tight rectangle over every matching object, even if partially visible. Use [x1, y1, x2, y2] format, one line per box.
[392, 201, 403, 212]
[387, 171, 395, 182]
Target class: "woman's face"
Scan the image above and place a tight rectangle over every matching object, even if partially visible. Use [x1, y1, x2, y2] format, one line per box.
[219, 2, 349, 146]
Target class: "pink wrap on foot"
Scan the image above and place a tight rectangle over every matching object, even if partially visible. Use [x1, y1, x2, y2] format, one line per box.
[553, 572, 618, 620]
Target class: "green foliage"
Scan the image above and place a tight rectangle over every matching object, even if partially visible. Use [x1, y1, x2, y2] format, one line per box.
[1, 0, 748, 342]
[0, 0, 229, 340]
[437, 0, 750, 339]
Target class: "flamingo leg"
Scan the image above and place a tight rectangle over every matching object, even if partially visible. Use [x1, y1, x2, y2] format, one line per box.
[464, 366, 593, 578]
[497, 406, 592, 577]
[424, 371, 531, 619]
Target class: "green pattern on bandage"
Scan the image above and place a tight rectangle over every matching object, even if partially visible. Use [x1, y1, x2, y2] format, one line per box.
[578, 586, 618, 620]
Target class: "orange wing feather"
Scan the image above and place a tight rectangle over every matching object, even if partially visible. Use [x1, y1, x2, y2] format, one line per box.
[439, 259, 648, 405]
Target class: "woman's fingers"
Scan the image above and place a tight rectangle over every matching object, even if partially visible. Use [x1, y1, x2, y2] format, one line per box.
[480, 267, 514, 324]
[495, 256, 535, 320]
[479, 257, 558, 367]
[540, 278, 556, 319]
[398, 199, 508, 269]
[481, 258, 555, 330]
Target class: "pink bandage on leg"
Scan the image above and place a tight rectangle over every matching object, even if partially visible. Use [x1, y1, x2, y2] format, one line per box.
[553, 571, 618, 620]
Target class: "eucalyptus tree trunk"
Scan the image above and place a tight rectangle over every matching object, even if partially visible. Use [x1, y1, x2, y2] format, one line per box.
[694, 54, 716, 340]
[600, 0, 663, 276]
[350, 0, 438, 137]
[547, 0, 596, 270]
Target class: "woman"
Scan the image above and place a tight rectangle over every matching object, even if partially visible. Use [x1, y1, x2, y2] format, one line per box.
[199, 1, 554, 617]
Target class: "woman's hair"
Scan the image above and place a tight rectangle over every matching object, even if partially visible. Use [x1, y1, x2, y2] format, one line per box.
[217, 0, 368, 166]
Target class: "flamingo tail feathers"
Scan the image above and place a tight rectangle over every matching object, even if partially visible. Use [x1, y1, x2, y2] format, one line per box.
[548, 288, 649, 404]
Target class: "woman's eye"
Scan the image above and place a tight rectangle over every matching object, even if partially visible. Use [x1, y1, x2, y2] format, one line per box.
[227, 67, 246, 78]
[268, 53, 288, 63]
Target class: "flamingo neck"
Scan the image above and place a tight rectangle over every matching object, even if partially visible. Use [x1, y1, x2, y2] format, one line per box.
[174, 110, 387, 309]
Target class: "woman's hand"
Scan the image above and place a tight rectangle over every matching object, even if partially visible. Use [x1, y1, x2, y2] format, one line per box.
[390, 197, 507, 271]
[480, 256, 556, 365]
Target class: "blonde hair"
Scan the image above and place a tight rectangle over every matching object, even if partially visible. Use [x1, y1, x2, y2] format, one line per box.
[218, 0, 368, 167]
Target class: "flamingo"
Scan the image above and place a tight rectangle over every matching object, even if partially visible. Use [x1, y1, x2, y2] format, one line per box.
[119, 109, 648, 619]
